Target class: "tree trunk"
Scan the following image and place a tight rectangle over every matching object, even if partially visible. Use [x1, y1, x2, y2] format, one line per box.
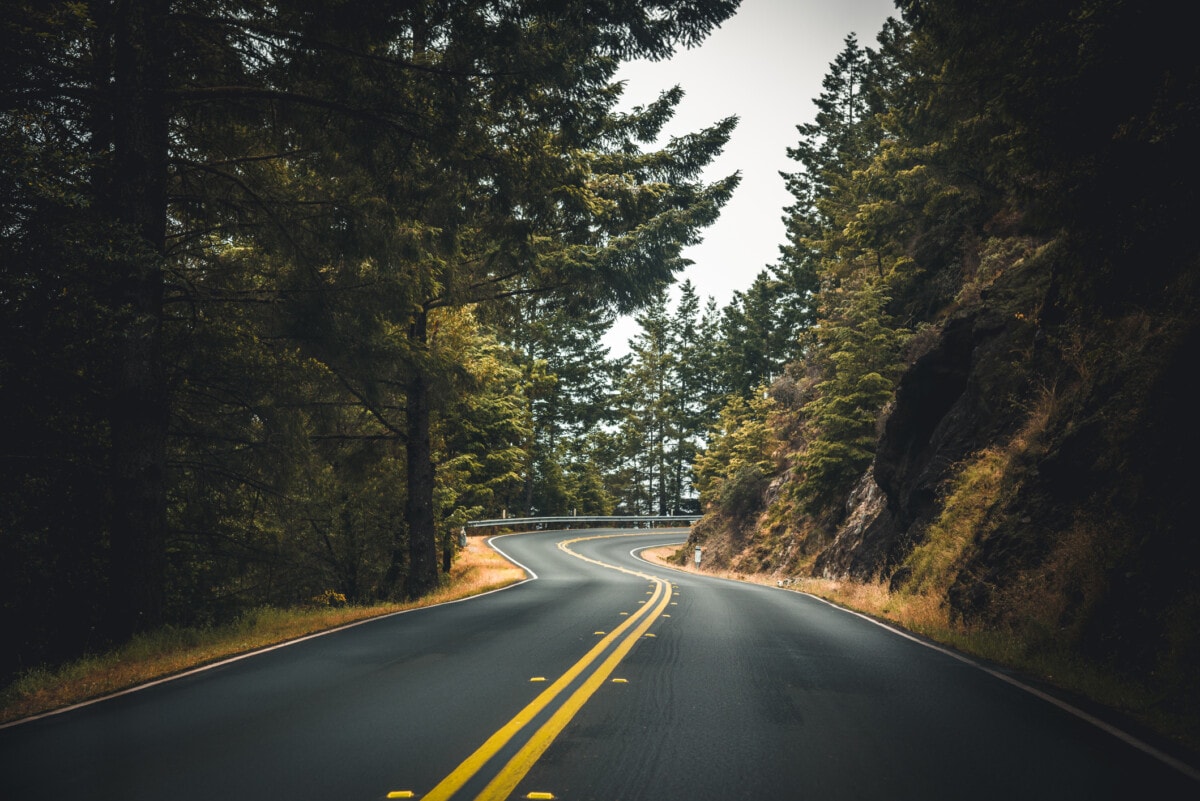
[523, 427, 536, 515]
[673, 444, 684, 515]
[404, 308, 439, 598]
[106, 0, 170, 640]
[662, 422, 672, 515]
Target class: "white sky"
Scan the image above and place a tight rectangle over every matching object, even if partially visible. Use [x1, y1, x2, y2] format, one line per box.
[603, 0, 898, 353]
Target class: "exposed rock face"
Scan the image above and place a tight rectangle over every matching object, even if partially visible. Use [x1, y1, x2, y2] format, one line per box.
[813, 262, 1200, 706]
[952, 312, 1200, 646]
[813, 307, 1025, 581]
[811, 298, 1200, 741]
[811, 470, 889, 581]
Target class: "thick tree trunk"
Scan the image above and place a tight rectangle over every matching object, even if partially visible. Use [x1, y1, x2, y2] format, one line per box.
[403, 308, 439, 598]
[106, 0, 170, 639]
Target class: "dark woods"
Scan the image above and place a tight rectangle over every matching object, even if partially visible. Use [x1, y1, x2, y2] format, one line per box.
[0, 0, 739, 680]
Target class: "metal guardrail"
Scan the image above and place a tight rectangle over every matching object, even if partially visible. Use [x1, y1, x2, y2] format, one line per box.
[465, 514, 700, 530]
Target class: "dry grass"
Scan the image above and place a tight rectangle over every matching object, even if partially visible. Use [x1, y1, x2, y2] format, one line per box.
[904, 448, 1006, 595]
[0, 536, 526, 725]
[414, 536, 528, 607]
[643, 545, 1053, 667]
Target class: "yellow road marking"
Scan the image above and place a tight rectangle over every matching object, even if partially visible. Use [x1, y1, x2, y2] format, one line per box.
[529, 677, 546, 682]
[386, 792, 414, 799]
[421, 532, 670, 801]
[526, 793, 555, 800]
[474, 571, 672, 800]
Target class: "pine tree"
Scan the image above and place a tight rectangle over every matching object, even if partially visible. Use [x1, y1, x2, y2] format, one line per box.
[795, 282, 908, 513]
[693, 391, 778, 522]
[496, 297, 617, 516]
[717, 271, 792, 393]
[666, 281, 705, 513]
[617, 292, 675, 515]
[179, 1, 742, 599]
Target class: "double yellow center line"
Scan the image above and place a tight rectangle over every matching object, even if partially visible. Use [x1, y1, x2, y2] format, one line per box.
[419, 533, 673, 801]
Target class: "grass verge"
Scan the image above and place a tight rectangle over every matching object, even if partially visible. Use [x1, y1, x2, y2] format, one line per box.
[0, 536, 526, 726]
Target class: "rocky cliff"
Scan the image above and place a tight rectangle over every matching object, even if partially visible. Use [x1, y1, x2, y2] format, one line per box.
[809, 244, 1200, 733]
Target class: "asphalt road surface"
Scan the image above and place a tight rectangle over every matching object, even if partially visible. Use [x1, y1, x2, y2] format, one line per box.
[2, 528, 1197, 800]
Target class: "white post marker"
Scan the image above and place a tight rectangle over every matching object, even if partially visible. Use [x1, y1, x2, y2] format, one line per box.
[694, 546, 702, 567]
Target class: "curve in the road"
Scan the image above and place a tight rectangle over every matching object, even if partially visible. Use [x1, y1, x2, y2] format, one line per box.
[6, 528, 1197, 801]
[418, 532, 674, 801]
[627, 538, 1200, 789]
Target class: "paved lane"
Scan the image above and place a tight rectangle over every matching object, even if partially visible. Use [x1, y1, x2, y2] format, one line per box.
[532, 533, 1200, 800]
[1, 528, 1196, 800]
[1, 529, 647, 800]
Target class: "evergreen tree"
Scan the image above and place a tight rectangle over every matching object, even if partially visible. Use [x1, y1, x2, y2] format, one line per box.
[189, 1, 741, 600]
[616, 292, 675, 514]
[693, 390, 778, 522]
[496, 297, 617, 516]
[794, 282, 908, 513]
[693, 295, 730, 421]
[430, 307, 531, 571]
[364, 6, 741, 596]
[666, 281, 704, 512]
[611, 282, 725, 515]
[780, 34, 876, 238]
[717, 270, 798, 394]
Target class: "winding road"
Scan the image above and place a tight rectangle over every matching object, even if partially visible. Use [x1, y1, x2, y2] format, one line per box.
[2, 528, 1197, 800]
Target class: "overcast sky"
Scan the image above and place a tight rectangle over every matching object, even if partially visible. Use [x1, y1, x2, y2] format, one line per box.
[603, 0, 898, 353]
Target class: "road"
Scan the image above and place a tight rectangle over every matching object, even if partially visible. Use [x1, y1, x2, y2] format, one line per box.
[1, 528, 1197, 800]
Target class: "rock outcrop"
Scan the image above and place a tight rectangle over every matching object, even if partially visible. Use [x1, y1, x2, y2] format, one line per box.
[813, 305, 1027, 582]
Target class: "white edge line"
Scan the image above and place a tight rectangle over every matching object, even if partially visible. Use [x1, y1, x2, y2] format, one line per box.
[631, 544, 1200, 784]
[2, 535, 538, 731]
[630, 540, 687, 563]
[487, 531, 539, 581]
[799, 592, 1200, 783]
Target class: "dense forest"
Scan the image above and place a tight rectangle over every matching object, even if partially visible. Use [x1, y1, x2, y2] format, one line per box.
[3, 0, 1199, 745]
[0, 0, 743, 679]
